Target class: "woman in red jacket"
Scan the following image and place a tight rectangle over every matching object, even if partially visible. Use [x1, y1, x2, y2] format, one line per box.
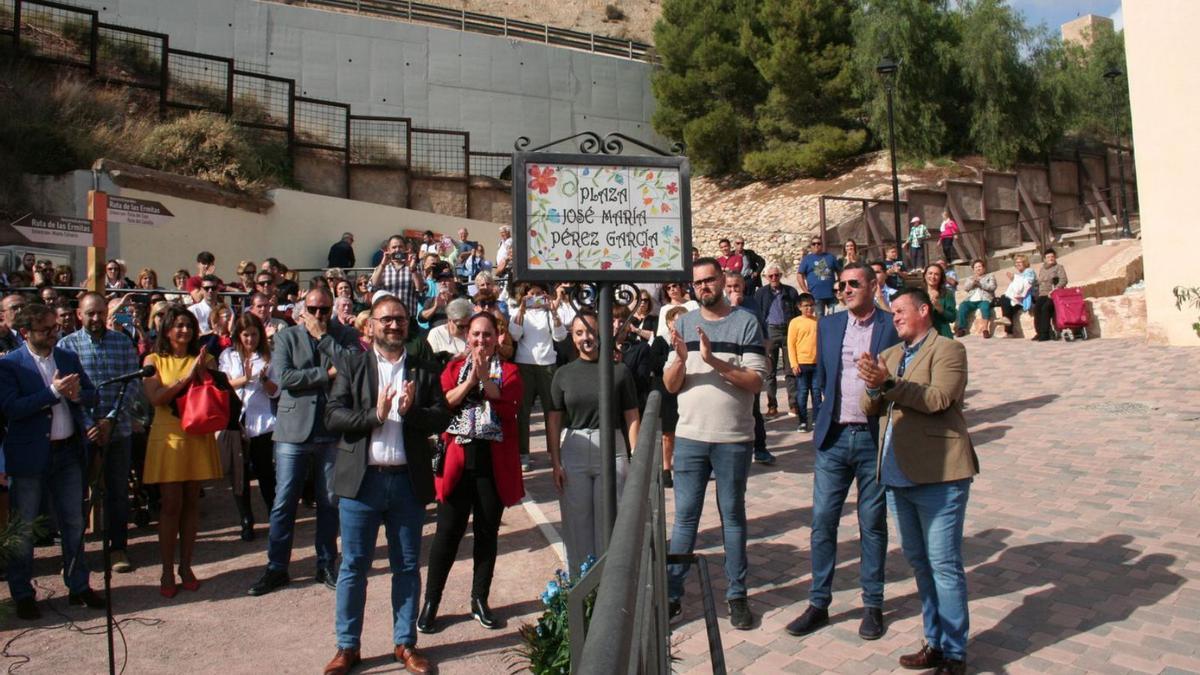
[418, 311, 524, 634]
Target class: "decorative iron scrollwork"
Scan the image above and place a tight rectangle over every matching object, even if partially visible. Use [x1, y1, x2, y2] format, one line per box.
[515, 132, 683, 157]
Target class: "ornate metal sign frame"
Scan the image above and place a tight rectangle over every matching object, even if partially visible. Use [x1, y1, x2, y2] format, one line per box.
[511, 131, 693, 283]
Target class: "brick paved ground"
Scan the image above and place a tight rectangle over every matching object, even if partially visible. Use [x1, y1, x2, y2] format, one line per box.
[595, 336, 1199, 675]
[4, 336, 1199, 673]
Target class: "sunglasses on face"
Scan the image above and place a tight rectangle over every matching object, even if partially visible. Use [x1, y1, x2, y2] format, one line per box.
[836, 279, 864, 291]
[766, 273, 781, 278]
[692, 276, 720, 287]
[810, 242, 821, 247]
[306, 305, 332, 316]
[202, 286, 218, 292]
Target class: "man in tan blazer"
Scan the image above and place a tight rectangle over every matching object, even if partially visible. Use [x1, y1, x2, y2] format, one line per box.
[858, 287, 979, 675]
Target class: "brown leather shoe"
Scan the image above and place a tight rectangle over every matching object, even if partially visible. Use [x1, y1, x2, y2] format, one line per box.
[323, 647, 361, 675]
[766, 405, 779, 417]
[395, 644, 434, 674]
[899, 642, 944, 670]
[934, 660, 966, 675]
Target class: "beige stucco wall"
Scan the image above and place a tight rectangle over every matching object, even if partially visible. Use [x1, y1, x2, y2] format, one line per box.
[109, 186, 502, 281]
[1123, 1, 1200, 346]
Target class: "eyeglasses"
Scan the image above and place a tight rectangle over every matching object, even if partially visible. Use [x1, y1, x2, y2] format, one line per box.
[836, 279, 865, 291]
[692, 276, 720, 287]
[810, 241, 822, 247]
[202, 286, 218, 292]
[766, 273, 781, 279]
[256, 280, 273, 286]
[373, 315, 406, 326]
[306, 305, 332, 316]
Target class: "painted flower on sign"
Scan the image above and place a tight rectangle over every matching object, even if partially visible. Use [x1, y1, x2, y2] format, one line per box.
[639, 246, 654, 260]
[529, 166, 557, 194]
[666, 182, 678, 195]
[601, 261, 612, 270]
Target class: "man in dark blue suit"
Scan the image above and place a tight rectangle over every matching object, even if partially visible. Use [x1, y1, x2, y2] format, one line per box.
[785, 262, 900, 641]
[0, 304, 106, 620]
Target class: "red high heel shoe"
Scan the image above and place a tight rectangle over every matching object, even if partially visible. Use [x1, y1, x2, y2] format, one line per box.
[180, 577, 202, 592]
[160, 583, 179, 599]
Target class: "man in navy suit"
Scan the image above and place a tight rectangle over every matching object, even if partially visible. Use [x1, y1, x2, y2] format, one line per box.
[0, 304, 106, 620]
[785, 262, 900, 641]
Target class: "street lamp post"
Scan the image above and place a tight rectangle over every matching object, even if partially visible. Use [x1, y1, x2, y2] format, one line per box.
[877, 58, 903, 251]
[1103, 67, 1133, 238]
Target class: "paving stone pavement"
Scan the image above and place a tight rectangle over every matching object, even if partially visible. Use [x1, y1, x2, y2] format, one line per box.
[521, 336, 1200, 674]
[4, 336, 1198, 674]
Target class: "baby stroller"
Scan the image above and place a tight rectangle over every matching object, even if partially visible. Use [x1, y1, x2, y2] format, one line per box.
[1050, 288, 1089, 341]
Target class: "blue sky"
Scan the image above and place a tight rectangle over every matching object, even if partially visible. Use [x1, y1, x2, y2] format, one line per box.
[1008, 0, 1123, 31]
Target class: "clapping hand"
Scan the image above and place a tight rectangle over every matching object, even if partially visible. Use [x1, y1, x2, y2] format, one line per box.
[669, 327, 687, 362]
[696, 326, 713, 363]
[52, 370, 81, 401]
[397, 380, 416, 416]
[377, 383, 397, 423]
[856, 352, 889, 389]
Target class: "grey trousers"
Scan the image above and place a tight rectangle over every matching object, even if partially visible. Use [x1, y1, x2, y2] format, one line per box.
[559, 428, 629, 574]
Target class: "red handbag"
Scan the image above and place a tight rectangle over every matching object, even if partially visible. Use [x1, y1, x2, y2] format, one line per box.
[179, 367, 231, 434]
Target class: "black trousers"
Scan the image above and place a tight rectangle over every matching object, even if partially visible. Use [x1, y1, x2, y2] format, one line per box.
[1033, 296, 1055, 340]
[234, 433, 277, 523]
[424, 468, 504, 603]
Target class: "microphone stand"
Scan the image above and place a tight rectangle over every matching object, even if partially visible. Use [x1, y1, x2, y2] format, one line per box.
[99, 378, 132, 675]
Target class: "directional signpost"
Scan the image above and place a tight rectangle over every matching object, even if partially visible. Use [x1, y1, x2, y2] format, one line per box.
[106, 195, 174, 227]
[11, 213, 95, 247]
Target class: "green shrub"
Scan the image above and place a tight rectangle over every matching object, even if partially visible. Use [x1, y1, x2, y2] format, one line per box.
[99, 37, 161, 80]
[743, 125, 866, 180]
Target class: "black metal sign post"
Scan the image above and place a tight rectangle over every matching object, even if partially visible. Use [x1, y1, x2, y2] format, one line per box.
[511, 131, 690, 551]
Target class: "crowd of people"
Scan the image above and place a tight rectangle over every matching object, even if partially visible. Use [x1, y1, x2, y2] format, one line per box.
[0, 220, 1072, 674]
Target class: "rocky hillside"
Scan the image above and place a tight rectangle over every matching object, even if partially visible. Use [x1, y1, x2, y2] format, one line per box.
[690, 153, 982, 269]
[422, 0, 661, 44]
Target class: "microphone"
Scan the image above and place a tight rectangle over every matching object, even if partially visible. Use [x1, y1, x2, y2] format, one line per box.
[96, 364, 157, 388]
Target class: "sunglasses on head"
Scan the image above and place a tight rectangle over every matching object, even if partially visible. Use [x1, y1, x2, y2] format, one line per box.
[836, 279, 864, 291]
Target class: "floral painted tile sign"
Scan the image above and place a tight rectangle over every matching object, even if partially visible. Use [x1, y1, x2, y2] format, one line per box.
[518, 159, 690, 280]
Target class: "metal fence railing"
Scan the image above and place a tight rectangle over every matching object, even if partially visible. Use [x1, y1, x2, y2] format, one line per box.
[567, 392, 727, 674]
[294, 0, 655, 61]
[2, 0, 518, 198]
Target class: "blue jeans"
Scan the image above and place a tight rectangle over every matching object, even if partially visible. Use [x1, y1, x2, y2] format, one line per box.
[267, 441, 339, 571]
[7, 443, 90, 600]
[667, 438, 751, 601]
[794, 365, 821, 425]
[815, 297, 837, 317]
[888, 480, 971, 661]
[335, 469, 425, 649]
[809, 424, 887, 609]
[98, 434, 132, 551]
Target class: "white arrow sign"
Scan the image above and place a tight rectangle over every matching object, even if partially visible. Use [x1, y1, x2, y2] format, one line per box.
[107, 196, 174, 227]
[11, 213, 94, 247]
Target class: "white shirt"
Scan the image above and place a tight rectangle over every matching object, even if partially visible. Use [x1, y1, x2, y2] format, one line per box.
[29, 345, 75, 440]
[495, 237, 512, 270]
[509, 305, 567, 366]
[368, 349, 408, 466]
[189, 299, 213, 335]
[419, 242, 440, 258]
[218, 348, 278, 438]
[426, 324, 467, 357]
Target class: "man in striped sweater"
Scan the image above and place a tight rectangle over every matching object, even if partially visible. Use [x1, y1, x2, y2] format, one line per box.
[663, 257, 769, 630]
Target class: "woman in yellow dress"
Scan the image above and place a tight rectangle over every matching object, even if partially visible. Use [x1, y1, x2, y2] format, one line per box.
[142, 305, 223, 597]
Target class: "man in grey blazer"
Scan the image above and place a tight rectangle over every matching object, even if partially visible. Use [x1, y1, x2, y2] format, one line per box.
[248, 287, 362, 597]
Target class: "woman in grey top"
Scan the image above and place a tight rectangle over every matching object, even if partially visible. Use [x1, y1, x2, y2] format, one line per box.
[955, 259, 998, 338]
[545, 309, 641, 573]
